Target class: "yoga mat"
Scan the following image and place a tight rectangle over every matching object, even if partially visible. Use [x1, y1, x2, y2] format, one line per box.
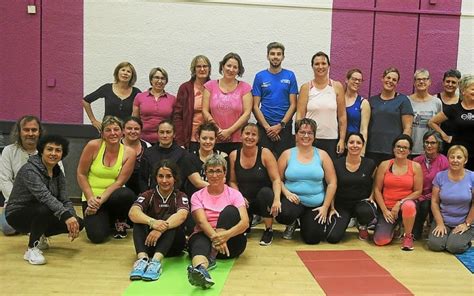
[297, 250, 413, 295]
[455, 247, 474, 273]
[123, 256, 235, 296]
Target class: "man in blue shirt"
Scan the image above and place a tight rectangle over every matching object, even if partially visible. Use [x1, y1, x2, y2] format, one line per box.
[252, 42, 298, 157]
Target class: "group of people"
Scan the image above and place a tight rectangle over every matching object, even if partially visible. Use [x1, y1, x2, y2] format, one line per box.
[1, 41, 472, 290]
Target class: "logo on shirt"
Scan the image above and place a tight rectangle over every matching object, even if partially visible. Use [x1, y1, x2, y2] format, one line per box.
[280, 79, 291, 84]
[159, 204, 170, 208]
[261, 82, 271, 88]
[182, 196, 189, 205]
[461, 113, 474, 120]
[136, 196, 145, 203]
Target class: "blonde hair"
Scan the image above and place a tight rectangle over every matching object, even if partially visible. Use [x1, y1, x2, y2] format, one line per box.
[447, 145, 468, 160]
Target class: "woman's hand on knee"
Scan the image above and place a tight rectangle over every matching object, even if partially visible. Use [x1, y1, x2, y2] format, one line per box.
[65, 217, 80, 241]
[145, 230, 162, 247]
[432, 224, 447, 237]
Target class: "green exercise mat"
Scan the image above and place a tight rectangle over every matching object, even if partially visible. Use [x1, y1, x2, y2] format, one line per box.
[123, 256, 235, 296]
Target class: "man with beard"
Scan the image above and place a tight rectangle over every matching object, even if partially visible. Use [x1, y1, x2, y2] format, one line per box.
[0, 115, 43, 235]
[252, 42, 298, 157]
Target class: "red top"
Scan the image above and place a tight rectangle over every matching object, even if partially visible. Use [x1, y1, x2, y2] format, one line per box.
[382, 159, 415, 208]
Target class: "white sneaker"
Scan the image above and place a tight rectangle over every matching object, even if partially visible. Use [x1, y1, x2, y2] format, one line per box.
[37, 235, 49, 250]
[23, 247, 46, 265]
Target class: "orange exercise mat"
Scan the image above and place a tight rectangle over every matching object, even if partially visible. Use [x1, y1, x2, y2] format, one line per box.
[297, 250, 413, 295]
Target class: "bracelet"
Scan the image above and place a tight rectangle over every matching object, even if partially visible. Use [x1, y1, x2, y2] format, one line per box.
[148, 218, 155, 229]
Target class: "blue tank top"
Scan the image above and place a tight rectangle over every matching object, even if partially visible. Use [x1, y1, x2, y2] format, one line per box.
[346, 95, 363, 133]
[285, 147, 325, 207]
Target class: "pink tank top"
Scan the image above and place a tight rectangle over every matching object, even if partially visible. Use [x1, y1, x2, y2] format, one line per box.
[305, 80, 338, 139]
[382, 160, 415, 208]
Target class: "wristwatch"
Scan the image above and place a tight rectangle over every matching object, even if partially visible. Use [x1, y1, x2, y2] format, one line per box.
[280, 121, 286, 128]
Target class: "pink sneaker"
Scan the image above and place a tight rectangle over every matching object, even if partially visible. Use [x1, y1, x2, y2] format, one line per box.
[358, 226, 369, 240]
[401, 233, 414, 251]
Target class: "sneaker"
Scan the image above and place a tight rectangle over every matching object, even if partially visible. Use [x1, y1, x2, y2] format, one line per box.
[251, 215, 263, 227]
[282, 221, 296, 240]
[367, 218, 377, 230]
[113, 220, 130, 239]
[142, 259, 162, 281]
[401, 233, 414, 251]
[187, 264, 214, 289]
[393, 224, 403, 240]
[358, 226, 369, 240]
[348, 218, 357, 228]
[259, 228, 273, 246]
[23, 246, 46, 265]
[129, 258, 148, 281]
[37, 235, 49, 250]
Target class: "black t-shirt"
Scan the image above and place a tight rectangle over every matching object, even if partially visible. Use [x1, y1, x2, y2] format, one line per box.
[234, 147, 272, 200]
[84, 83, 141, 121]
[334, 156, 376, 210]
[444, 102, 474, 155]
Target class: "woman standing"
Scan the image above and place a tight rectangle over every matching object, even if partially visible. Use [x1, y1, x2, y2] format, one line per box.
[187, 155, 249, 289]
[202, 52, 253, 154]
[296, 51, 347, 160]
[174, 55, 212, 151]
[77, 116, 136, 243]
[428, 145, 473, 254]
[122, 117, 151, 195]
[367, 67, 414, 166]
[326, 132, 377, 243]
[412, 131, 448, 240]
[133, 67, 176, 144]
[429, 75, 474, 170]
[276, 118, 337, 244]
[344, 69, 370, 156]
[83, 62, 140, 129]
[373, 135, 422, 250]
[128, 160, 189, 281]
[408, 69, 442, 156]
[229, 123, 282, 246]
[6, 135, 83, 265]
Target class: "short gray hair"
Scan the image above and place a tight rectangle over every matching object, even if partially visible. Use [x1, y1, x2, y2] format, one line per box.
[203, 154, 227, 172]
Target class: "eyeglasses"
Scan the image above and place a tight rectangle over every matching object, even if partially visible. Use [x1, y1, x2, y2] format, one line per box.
[206, 169, 224, 176]
[395, 145, 410, 151]
[152, 76, 166, 81]
[424, 141, 437, 146]
[350, 77, 363, 83]
[415, 77, 429, 82]
[297, 131, 314, 137]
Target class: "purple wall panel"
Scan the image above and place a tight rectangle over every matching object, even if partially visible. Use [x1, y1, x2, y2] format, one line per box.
[376, 0, 419, 10]
[41, 0, 83, 123]
[420, 0, 462, 13]
[0, 0, 41, 120]
[330, 9, 374, 97]
[371, 12, 419, 95]
[416, 14, 460, 94]
[332, 0, 374, 10]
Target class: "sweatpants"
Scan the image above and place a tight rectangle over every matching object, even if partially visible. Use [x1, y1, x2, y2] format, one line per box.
[133, 223, 186, 257]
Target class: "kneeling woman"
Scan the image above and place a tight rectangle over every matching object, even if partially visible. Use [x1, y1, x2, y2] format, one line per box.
[373, 134, 422, 251]
[326, 132, 377, 243]
[277, 118, 337, 244]
[77, 116, 136, 243]
[6, 135, 83, 265]
[128, 160, 189, 281]
[187, 154, 249, 289]
[428, 145, 473, 254]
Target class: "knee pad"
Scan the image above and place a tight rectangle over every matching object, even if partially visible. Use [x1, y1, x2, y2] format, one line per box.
[401, 200, 416, 218]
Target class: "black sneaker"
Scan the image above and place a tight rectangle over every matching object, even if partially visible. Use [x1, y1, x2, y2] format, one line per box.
[113, 220, 130, 239]
[259, 228, 273, 246]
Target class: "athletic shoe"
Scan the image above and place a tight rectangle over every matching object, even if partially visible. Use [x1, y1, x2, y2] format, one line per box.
[37, 235, 49, 250]
[282, 221, 296, 240]
[187, 264, 214, 289]
[358, 226, 369, 241]
[251, 215, 263, 227]
[348, 218, 357, 228]
[113, 220, 130, 239]
[401, 233, 414, 251]
[393, 224, 403, 240]
[23, 246, 46, 265]
[259, 228, 273, 246]
[129, 258, 148, 281]
[142, 259, 162, 281]
[367, 218, 377, 230]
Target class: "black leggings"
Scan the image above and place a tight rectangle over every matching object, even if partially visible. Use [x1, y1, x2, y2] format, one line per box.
[133, 223, 186, 257]
[82, 187, 136, 244]
[247, 187, 274, 219]
[188, 205, 247, 259]
[7, 202, 84, 248]
[413, 199, 431, 240]
[275, 196, 326, 244]
[326, 200, 377, 244]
